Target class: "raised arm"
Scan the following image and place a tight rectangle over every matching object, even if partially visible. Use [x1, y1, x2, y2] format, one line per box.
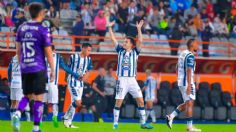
[108, 21, 118, 45]
[136, 20, 144, 48]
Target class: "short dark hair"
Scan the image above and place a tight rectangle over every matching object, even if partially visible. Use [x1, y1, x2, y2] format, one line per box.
[126, 36, 136, 46]
[187, 38, 196, 49]
[82, 43, 92, 48]
[29, 2, 44, 19]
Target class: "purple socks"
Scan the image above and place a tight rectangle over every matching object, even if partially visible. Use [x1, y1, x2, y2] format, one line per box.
[18, 96, 29, 112]
[33, 101, 44, 125]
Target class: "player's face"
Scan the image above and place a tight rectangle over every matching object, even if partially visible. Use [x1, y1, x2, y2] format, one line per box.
[192, 40, 198, 52]
[123, 38, 132, 50]
[82, 47, 92, 56]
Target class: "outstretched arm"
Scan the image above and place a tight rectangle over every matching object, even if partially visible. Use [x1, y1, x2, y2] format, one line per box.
[59, 55, 80, 79]
[136, 20, 144, 48]
[108, 21, 118, 45]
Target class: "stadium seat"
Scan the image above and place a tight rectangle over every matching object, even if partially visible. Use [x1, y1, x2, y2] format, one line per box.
[230, 107, 236, 120]
[153, 105, 162, 119]
[157, 86, 170, 107]
[193, 106, 201, 120]
[221, 92, 232, 108]
[172, 81, 178, 89]
[198, 82, 210, 92]
[196, 88, 210, 108]
[170, 87, 183, 107]
[209, 90, 222, 108]
[211, 82, 222, 91]
[121, 104, 135, 118]
[215, 106, 227, 120]
[202, 107, 214, 120]
[160, 81, 171, 89]
[137, 80, 145, 89]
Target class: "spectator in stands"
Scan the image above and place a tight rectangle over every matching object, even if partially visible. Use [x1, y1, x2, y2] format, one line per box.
[94, 10, 107, 43]
[158, 1, 166, 20]
[200, 8, 208, 21]
[81, 4, 92, 27]
[60, 2, 77, 19]
[14, 9, 26, 32]
[202, 19, 213, 57]
[214, 17, 229, 38]
[81, 82, 98, 122]
[148, 7, 161, 34]
[159, 16, 169, 34]
[168, 26, 183, 55]
[231, 22, 236, 38]
[4, 4, 14, 27]
[193, 14, 203, 36]
[73, 14, 84, 51]
[92, 68, 107, 122]
[126, 10, 143, 37]
[104, 67, 116, 114]
[117, 2, 128, 32]
[184, 4, 198, 19]
[47, 5, 60, 27]
[188, 19, 198, 37]
[169, 0, 178, 14]
[127, 1, 138, 22]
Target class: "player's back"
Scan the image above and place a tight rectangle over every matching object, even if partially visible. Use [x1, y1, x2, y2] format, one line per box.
[177, 50, 195, 87]
[16, 21, 51, 73]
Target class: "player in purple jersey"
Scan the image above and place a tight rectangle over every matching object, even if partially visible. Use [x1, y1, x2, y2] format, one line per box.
[12, 3, 54, 132]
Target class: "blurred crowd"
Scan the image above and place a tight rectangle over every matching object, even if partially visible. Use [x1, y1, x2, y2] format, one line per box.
[0, 0, 235, 38]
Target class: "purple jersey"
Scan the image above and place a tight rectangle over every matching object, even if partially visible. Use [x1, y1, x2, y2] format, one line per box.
[16, 21, 52, 73]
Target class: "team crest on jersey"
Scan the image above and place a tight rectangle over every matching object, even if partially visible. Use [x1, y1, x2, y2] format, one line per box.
[122, 55, 131, 70]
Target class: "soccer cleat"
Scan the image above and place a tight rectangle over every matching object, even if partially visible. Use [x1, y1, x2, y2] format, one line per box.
[12, 114, 20, 132]
[113, 124, 118, 129]
[166, 115, 173, 129]
[141, 123, 153, 129]
[52, 116, 59, 128]
[187, 126, 202, 132]
[63, 118, 79, 129]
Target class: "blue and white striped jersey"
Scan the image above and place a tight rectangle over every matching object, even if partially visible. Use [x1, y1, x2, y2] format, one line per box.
[67, 53, 93, 88]
[116, 43, 141, 77]
[8, 55, 22, 89]
[46, 52, 80, 85]
[144, 76, 157, 99]
[177, 50, 196, 87]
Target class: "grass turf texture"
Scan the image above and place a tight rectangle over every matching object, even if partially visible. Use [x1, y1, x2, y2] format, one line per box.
[0, 121, 235, 132]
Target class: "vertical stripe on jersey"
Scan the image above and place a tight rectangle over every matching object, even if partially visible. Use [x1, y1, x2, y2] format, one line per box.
[70, 54, 75, 87]
[183, 53, 192, 86]
[54, 54, 59, 85]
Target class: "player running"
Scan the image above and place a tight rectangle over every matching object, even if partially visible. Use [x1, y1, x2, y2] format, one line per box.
[142, 69, 157, 123]
[109, 20, 153, 129]
[8, 55, 31, 122]
[166, 39, 201, 132]
[43, 45, 80, 127]
[12, 3, 54, 132]
[62, 43, 93, 128]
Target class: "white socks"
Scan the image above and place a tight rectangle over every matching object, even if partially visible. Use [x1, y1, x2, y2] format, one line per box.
[52, 104, 58, 117]
[138, 107, 146, 125]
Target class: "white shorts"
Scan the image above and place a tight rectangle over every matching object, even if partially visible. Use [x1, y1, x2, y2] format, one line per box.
[68, 86, 83, 101]
[10, 88, 23, 101]
[44, 83, 58, 104]
[179, 85, 196, 102]
[115, 77, 143, 99]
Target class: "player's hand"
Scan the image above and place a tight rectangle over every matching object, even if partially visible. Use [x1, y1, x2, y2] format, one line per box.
[78, 76, 83, 80]
[50, 71, 55, 82]
[186, 85, 191, 95]
[108, 21, 115, 27]
[136, 20, 144, 30]
[100, 92, 106, 97]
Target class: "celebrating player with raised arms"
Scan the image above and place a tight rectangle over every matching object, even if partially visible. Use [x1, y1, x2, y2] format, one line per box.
[166, 39, 201, 132]
[63, 43, 93, 128]
[12, 2, 54, 132]
[108, 20, 153, 129]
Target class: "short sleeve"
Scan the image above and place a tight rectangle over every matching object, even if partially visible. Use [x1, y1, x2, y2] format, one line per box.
[41, 26, 52, 47]
[133, 47, 141, 55]
[186, 55, 195, 68]
[115, 42, 124, 53]
[87, 58, 93, 71]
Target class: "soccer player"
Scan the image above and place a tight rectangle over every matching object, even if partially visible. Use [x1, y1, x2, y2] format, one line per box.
[12, 3, 54, 132]
[8, 55, 31, 122]
[109, 20, 153, 129]
[142, 69, 157, 123]
[63, 43, 93, 128]
[44, 45, 80, 127]
[166, 39, 201, 132]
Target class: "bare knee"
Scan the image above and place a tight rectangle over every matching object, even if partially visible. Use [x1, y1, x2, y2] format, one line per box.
[75, 100, 82, 107]
[136, 98, 144, 107]
[115, 99, 123, 108]
[146, 101, 153, 109]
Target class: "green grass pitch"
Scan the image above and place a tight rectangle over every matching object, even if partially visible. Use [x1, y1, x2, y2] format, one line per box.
[0, 121, 235, 132]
